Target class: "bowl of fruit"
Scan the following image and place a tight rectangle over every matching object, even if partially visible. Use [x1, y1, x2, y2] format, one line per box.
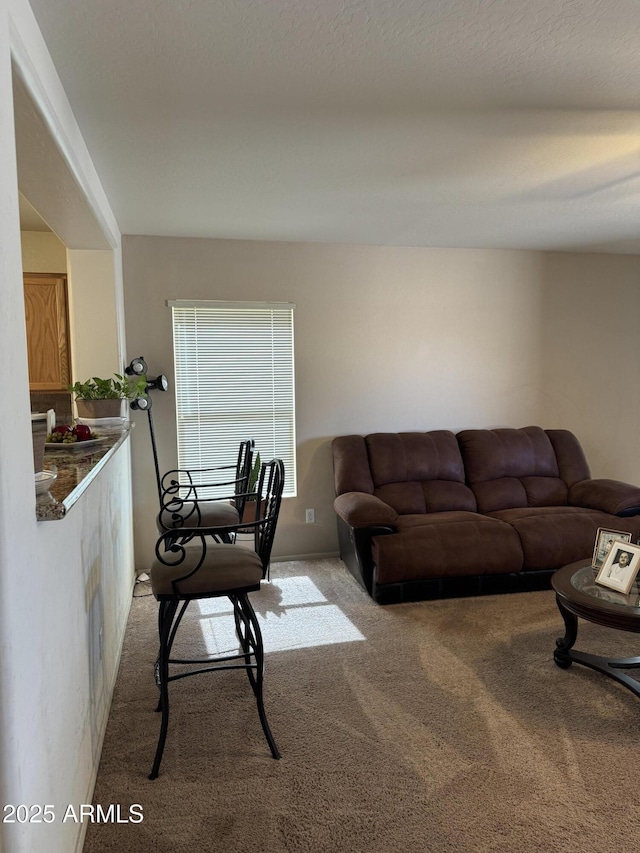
[45, 424, 102, 448]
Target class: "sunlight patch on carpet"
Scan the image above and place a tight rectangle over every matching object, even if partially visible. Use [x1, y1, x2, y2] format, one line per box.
[195, 576, 366, 654]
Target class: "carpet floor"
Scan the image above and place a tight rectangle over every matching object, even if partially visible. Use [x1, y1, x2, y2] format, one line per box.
[84, 558, 640, 853]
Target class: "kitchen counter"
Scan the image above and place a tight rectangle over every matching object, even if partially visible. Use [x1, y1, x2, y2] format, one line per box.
[36, 425, 132, 521]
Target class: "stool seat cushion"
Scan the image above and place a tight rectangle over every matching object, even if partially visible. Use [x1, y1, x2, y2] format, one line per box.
[186, 500, 240, 527]
[151, 543, 263, 597]
[158, 500, 240, 531]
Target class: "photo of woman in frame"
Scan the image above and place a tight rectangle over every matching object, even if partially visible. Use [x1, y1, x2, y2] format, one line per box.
[595, 540, 640, 595]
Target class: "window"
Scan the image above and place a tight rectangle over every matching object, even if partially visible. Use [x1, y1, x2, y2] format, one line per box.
[170, 300, 296, 497]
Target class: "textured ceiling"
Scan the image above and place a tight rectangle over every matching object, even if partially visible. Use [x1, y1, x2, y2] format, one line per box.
[24, 0, 640, 251]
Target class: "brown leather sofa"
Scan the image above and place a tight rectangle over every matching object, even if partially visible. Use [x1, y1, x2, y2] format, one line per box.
[332, 426, 640, 603]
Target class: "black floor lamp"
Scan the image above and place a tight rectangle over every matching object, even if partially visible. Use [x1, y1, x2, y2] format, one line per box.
[125, 356, 169, 508]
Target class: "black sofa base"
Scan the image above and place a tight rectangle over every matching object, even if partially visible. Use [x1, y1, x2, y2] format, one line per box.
[371, 567, 557, 605]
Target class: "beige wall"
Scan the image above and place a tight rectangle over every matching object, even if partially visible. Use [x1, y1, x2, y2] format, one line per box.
[123, 236, 549, 568]
[540, 252, 640, 484]
[67, 249, 122, 390]
[20, 229, 67, 272]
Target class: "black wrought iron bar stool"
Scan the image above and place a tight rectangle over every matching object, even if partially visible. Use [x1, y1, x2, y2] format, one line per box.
[148, 458, 285, 780]
[157, 438, 254, 538]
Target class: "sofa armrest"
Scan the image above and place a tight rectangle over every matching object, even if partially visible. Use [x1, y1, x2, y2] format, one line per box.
[334, 492, 398, 528]
[569, 479, 640, 517]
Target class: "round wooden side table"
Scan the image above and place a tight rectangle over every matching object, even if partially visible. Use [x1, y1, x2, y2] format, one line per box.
[552, 560, 640, 698]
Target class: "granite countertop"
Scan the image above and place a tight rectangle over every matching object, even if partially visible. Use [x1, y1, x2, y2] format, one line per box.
[36, 425, 132, 521]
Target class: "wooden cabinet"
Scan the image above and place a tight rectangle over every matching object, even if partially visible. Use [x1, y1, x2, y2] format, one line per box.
[23, 273, 71, 391]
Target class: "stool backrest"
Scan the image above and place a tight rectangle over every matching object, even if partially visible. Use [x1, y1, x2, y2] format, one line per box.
[254, 459, 285, 571]
[233, 439, 255, 518]
[159, 438, 254, 528]
[155, 458, 285, 575]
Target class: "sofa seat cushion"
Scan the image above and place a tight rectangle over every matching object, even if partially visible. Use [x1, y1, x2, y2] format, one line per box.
[372, 513, 523, 585]
[487, 506, 640, 571]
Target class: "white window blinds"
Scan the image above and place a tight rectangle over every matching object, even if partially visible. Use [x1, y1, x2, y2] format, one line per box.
[170, 300, 296, 497]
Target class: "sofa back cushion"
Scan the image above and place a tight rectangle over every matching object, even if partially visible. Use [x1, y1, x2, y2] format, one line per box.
[457, 426, 588, 513]
[332, 431, 477, 514]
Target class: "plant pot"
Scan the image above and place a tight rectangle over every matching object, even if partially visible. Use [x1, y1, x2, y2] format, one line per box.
[240, 499, 265, 524]
[76, 399, 124, 419]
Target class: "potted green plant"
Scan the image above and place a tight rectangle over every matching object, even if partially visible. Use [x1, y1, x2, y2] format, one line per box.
[69, 373, 148, 419]
[248, 452, 261, 494]
[242, 452, 262, 522]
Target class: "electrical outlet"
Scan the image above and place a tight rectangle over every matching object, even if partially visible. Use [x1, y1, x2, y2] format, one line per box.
[305, 508, 315, 524]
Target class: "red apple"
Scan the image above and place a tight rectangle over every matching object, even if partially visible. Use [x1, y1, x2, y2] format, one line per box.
[72, 424, 92, 441]
[52, 424, 72, 435]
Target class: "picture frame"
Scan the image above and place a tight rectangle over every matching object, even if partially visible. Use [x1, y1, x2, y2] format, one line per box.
[591, 527, 633, 571]
[595, 540, 640, 595]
